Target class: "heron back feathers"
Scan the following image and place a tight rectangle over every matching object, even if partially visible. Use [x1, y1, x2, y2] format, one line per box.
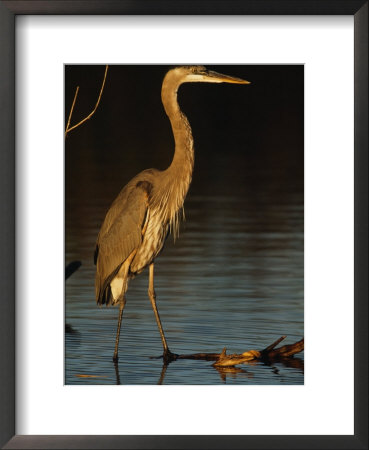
[95, 182, 150, 305]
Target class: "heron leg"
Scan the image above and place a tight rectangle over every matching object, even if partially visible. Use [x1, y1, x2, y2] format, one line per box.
[113, 297, 126, 362]
[148, 263, 177, 362]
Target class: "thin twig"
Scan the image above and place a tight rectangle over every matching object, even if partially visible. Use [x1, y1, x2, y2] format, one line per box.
[65, 65, 108, 137]
[262, 335, 286, 353]
[65, 86, 79, 138]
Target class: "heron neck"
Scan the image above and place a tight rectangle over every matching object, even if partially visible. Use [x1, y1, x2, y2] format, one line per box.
[162, 84, 194, 194]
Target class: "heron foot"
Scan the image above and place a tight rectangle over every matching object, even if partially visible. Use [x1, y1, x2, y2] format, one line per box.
[163, 349, 178, 364]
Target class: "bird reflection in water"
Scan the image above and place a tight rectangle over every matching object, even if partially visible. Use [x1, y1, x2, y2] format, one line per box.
[114, 360, 121, 385]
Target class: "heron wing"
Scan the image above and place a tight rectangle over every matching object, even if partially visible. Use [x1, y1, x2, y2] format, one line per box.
[95, 184, 150, 304]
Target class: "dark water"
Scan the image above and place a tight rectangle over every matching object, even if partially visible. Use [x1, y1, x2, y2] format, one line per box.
[65, 65, 304, 385]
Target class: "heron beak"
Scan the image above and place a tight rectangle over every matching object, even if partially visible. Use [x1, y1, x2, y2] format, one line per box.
[206, 70, 250, 84]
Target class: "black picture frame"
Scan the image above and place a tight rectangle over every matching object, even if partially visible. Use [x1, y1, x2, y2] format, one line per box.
[0, 1, 367, 449]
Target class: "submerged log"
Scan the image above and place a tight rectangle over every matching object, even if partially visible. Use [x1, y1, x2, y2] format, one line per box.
[175, 336, 304, 367]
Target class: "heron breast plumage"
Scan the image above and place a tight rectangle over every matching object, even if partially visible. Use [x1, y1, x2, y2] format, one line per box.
[130, 205, 170, 274]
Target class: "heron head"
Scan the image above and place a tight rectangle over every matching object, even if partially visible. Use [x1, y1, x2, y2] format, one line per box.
[175, 65, 250, 85]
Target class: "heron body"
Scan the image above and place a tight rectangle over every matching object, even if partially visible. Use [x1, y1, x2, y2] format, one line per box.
[94, 66, 249, 362]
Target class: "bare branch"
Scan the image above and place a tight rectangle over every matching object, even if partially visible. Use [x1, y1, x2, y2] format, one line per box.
[65, 65, 108, 137]
[65, 86, 79, 138]
[174, 336, 304, 367]
[261, 338, 304, 359]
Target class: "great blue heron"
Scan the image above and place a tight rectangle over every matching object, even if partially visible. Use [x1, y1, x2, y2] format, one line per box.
[94, 66, 250, 362]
